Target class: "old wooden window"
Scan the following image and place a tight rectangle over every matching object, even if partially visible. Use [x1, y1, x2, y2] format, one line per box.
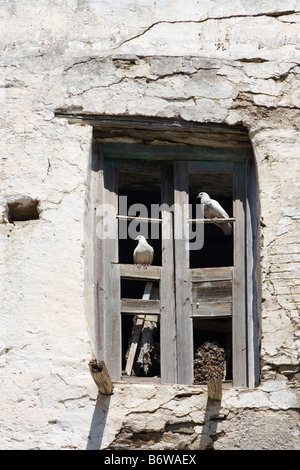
[92, 137, 258, 388]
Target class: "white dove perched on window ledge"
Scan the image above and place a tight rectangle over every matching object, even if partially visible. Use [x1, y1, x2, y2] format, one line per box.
[197, 192, 232, 236]
[133, 235, 154, 266]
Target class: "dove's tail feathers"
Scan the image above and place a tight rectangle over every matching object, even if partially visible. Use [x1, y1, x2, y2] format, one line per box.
[214, 221, 232, 235]
[221, 222, 232, 235]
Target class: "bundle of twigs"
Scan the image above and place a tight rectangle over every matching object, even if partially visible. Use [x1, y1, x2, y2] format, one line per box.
[194, 341, 226, 384]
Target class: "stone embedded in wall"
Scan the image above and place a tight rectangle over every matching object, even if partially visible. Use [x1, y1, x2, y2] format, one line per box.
[213, 409, 300, 450]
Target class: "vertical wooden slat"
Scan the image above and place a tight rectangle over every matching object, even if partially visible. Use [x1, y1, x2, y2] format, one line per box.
[92, 143, 106, 361]
[160, 166, 177, 383]
[246, 156, 260, 388]
[92, 143, 121, 381]
[103, 160, 121, 381]
[174, 162, 193, 384]
[232, 162, 248, 387]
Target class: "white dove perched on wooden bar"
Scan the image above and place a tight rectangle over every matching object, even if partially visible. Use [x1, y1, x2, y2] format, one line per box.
[197, 192, 232, 235]
[133, 235, 154, 266]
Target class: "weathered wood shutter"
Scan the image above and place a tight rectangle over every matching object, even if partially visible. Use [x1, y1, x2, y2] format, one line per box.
[172, 161, 247, 386]
[232, 162, 248, 387]
[92, 142, 254, 387]
[92, 145, 121, 381]
[160, 165, 177, 383]
[173, 161, 193, 384]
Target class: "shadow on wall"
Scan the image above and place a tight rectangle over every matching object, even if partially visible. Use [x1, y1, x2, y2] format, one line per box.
[86, 394, 111, 450]
[86, 392, 223, 450]
[199, 397, 223, 450]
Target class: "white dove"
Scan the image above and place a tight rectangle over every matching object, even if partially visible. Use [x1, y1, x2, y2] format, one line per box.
[133, 235, 154, 266]
[197, 192, 232, 235]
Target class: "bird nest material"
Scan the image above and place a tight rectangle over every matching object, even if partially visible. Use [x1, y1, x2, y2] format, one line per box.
[194, 341, 226, 384]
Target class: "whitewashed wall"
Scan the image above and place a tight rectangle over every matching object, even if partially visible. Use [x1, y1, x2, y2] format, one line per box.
[0, 0, 299, 449]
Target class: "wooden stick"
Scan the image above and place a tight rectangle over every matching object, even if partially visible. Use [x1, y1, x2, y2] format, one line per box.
[89, 360, 114, 395]
[188, 218, 235, 223]
[117, 215, 162, 223]
[207, 377, 223, 401]
[118, 215, 235, 223]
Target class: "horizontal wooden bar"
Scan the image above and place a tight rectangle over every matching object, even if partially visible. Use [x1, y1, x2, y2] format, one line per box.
[120, 263, 161, 280]
[188, 161, 235, 171]
[192, 301, 232, 317]
[192, 280, 232, 303]
[105, 157, 164, 172]
[188, 218, 235, 223]
[117, 214, 162, 223]
[119, 376, 161, 384]
[101, 142, 248, 162]
[121, 298, 161, 315]
[191, 266, 233, 282]
[119, 216, 234, 223]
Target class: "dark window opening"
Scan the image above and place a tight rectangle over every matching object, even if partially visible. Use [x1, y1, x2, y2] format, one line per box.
[189, 170, 233, 268]
[121, 279, 160, 299]
[122, 314, 161, 378]
[193, 318, 232, 383]
[118, 221, 162, 266]
[118, 167, 162, 266]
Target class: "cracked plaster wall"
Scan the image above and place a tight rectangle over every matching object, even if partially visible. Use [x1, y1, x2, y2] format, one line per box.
[0, 0, 299, 450]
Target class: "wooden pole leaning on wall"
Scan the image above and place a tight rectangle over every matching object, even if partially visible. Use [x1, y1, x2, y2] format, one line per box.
[207, 377, 223, 401]
[89, 359, 114, 395]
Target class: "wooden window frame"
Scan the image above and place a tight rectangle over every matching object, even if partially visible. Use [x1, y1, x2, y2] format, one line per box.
[91, 137, 259, 389]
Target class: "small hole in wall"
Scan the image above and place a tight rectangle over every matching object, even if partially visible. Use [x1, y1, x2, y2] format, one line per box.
[7, 198, 40, 222]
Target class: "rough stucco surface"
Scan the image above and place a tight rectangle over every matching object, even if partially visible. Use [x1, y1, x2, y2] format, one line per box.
[0, 0, 299, 450]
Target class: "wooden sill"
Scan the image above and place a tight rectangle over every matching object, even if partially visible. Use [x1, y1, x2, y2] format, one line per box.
[116, 376, 233, 387]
